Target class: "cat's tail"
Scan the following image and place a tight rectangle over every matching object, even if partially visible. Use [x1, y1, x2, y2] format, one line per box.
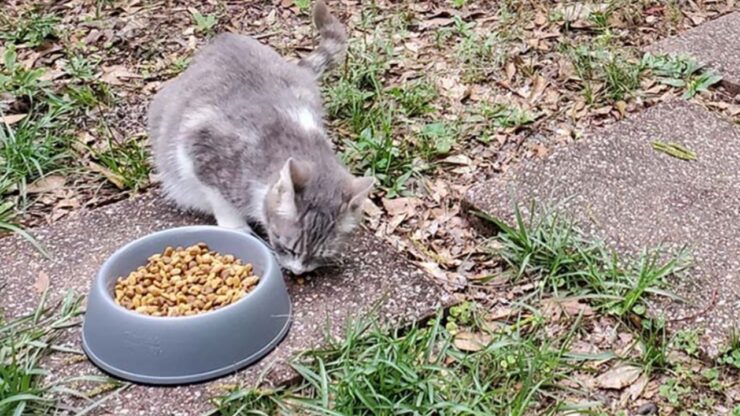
[299, 1, 347, 76]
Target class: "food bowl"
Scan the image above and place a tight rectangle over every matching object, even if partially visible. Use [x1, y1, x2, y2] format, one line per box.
[81, 226, 292, 385]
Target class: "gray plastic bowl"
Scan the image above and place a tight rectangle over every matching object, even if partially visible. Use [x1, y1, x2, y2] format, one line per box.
[81, 226, 291, 385]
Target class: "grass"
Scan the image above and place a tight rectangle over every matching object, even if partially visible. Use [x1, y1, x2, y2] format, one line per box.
[190, 9, 218, 35]
[326, 9, 443, 197]
[474, 205, 687, 317]
[213, 313, 590, 415]
[559, 40, 724, 105]
[0, 13, 145, 242]
[641, 53, 722, 99]
[0, 289, 117, 415]
[0, 11, 59, 48]
[92, 135, 152, 191]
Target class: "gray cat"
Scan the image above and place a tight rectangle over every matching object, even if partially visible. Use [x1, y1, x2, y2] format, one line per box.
[148, 1, 373, 275]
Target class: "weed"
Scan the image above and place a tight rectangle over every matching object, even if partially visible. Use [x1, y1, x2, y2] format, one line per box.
[341, 127, 413, 198]
[659, 376, 691, 407]
[293, 0, 311, 12]
[0, 108, 71, 198]
[717, 329, 740, 370]
[1, 290, 114, 414]
[215, 314, 587, 415]
[450, 0, 467, 8]
[64, 54, 98, 82]
[0, 45, 50, 100]
[454, 17, 509, 83]
[560, 42, 643, 103]
[387, 80, 437, 118]
[0, 198, 47, 255]
[169, 57, 190, 75]
[190, 9, 218, 35]
[325, 11, 427, 196]
[481, 103, 536, 130]
[213, 387, 287, 415]
[445, 301, 477, 334]
[671, 328, 701, 357]
[474, 204, 687, 316]
[642, 54, 723, 99]
[92, 136, 151, 191]
[0, 12, 59, 48]
[417, 121, 456, 160]
[701, 367, 722, 392]
[633, 317, 670, 374]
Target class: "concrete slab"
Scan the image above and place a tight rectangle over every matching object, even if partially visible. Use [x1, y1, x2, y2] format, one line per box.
[648, 12, 740, 94]
[0, 193, 453, 415]
[466, 101, 740, 358]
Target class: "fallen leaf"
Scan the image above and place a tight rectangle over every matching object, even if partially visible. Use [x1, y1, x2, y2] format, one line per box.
[528, 75, 547, 103]
[2, 113, 26, 125]
[543, 298, 594, 318]
[101, 65, 141, 86]
[534, 12, 547, 26]
[453, 331, 492, 352]
[441, 154, 472, 166]
[89, 162, 125, 189]
[416, 261, 448, 281]
[505, 61, 516, 82]
[34, 271, 50, 293]
[596, 365, 642, 390]
[382, 197, 421, 217]
[420, 17, 455, 30]
[26, 175, 66, 194]
[625, 374, 649, 401]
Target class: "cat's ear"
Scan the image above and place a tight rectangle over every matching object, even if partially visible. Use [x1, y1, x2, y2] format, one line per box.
[345, 176, 375, 212]
[274, 158, 309, 218]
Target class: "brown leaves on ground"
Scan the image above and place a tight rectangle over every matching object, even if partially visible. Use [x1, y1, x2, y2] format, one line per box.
[453, 331, 492, 352]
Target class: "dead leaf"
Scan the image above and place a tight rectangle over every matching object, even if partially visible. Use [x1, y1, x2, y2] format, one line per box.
[543, 298, 594, 318]
[416, 261, 448, 281]
[34, 271, 50, 293]
[89, 162, 125, 189]
[528, 75, 547, 103]
[420, 17, 455, 30]
[26, 175, 66, 194]
[101, 65, 141, 86]
[453, 331, 492, 352]
[625, 374, 649, 401]
[505, 61, 516, 82]
[442, 154, 472, 166]
[615, 101, 627, 118]
[382, 197, 421, 217]
[596, 365, 642, 390]
[487, 306, 516, 321]
[534, 12, 547, 26]
[2, 113, 26, 125]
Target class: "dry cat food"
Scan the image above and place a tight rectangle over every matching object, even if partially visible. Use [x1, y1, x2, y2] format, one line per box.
[114, 243, 259, 317]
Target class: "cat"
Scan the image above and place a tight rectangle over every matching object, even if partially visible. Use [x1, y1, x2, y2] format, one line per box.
[148, 1, 374, 275]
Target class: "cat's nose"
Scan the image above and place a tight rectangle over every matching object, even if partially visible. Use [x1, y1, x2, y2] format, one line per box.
[280, 257, 306, 275]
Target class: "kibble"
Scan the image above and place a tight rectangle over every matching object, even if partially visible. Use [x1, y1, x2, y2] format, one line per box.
[114, 243, 259, 317]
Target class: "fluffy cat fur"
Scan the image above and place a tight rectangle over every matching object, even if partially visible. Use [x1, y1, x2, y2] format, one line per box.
[148, 1, 374, 275]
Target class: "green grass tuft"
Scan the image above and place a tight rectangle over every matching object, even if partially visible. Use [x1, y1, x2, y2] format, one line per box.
[474, 204, 688, 317]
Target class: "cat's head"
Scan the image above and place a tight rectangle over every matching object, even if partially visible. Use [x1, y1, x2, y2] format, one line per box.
[264, 158, 374, 275]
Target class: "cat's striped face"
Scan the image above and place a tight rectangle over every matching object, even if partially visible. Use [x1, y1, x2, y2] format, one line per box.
[267, 208, 350, 275]
[264, 158, 374, 276]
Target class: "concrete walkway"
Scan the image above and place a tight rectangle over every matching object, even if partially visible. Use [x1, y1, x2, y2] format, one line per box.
[466, 101, 740, 357]
[0, 193, 452, 415]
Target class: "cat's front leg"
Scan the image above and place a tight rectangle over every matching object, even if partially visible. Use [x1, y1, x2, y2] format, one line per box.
[204, 188, 252, 234]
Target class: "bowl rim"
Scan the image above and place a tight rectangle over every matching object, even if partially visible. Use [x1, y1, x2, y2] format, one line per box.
[96, 225, 277, 321]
